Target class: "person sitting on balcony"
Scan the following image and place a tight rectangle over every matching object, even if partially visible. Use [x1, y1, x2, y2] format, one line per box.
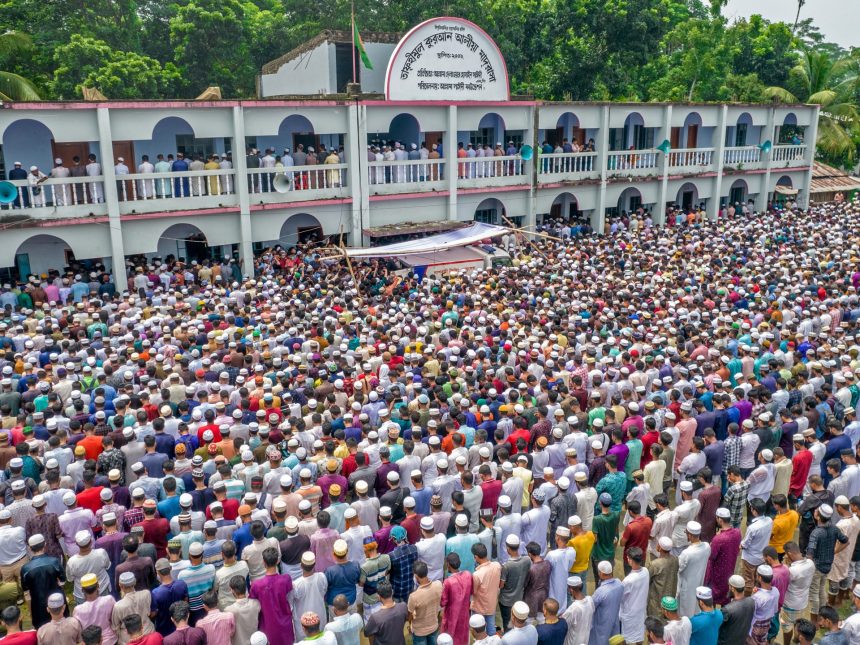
[154, 154, 172, 198]
[189, 153, 206, 196]
[50, 158, 70, 207]
[137, 155, 155, 200]
[27, 165, 48, 207]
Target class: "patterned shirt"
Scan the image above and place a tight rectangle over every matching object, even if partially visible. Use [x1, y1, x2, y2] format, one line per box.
[594, 471, 627, 512]
[807, 524, 848, 574]
[723, 436, 742, 470]
[724, 480, 749, 528]
[388, 543, 418, 602]
[177, 562, 216, 611]
[123, 506, 146, 532]
[97, 449, 127, 484]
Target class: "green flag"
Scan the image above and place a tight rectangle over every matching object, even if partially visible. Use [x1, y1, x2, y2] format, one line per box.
[353, 21, 373, 70]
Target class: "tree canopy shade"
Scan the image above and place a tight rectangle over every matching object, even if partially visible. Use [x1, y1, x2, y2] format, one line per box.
[0, 0, 856, 164]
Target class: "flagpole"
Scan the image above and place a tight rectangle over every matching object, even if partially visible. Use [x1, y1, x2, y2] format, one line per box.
[351, 0, 357, 85]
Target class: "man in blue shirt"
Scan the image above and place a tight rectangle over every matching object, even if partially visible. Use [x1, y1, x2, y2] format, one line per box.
[689, 586, 723, 645]
[324, 539, 361, 607]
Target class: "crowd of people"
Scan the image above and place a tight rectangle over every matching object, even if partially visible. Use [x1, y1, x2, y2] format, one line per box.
[1, 198, 860, 645]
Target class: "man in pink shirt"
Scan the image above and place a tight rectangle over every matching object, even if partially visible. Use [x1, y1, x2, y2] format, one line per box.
[196, 591, 235, 645]
[673, 402, 698, 470]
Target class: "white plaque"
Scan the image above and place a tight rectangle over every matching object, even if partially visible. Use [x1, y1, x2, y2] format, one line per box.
[385, 17, 510, 102]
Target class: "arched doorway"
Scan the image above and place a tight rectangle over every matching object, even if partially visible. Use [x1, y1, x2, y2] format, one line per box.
[278, 115, 316, 153]
[474, 198, 506, 225]
[279, 213, 324, 249]
[549, 192, 579, 221]
[682, 112, 702, 148]
[676, 182, 699, 211]
[476, 113, 507, 149]
[617, 187, 643, 213]
[2, 119, 56, 179]
[554, 113, 582, 147]
[158, 223, 210, 264]
[728, 179, 748, 206]
[774, 175, 797, 206]
[13, 234, 76, 281]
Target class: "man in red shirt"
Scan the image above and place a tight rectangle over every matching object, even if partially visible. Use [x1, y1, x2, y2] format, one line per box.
[75, 471, 104, 514]
[125, 614, 163, 645]
[77, 426, 104, 461]
[789, 433, 813, 503]
[137, 502, 170, 559]
[505, 422, 531, 454]
[479, 465, 502, 513]
[0, 605, 37, 645]
[619, 500, 652, 575]
[195, 409, 222, 445]
[640, 416, 661, 468]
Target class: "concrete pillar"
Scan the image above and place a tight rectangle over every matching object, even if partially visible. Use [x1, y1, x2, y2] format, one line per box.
[347, 103, 366, 244]
[524, 104, 538, 232]
[757, 106, 776, 213]
[231, 107, 254, 277]
[656, 105, 672, 225]
[446, 105, 458, 221]
[711, 105, 729, 221]
[95, 107, 127, 290]
[594, 105, 611, 233]
[354, 103, 371, 245]
[801, 105, 820, 208]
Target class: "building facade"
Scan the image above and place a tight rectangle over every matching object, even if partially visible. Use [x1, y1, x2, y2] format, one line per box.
[0, 17, 817, 287]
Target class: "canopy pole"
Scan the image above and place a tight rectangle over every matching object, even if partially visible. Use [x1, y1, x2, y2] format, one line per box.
[340, 223, 358, 284]
[503, 216, 549, 261]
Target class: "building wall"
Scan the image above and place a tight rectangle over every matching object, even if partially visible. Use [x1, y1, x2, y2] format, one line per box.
[260, 41, 334, 97]
[360, 43, 396, 93]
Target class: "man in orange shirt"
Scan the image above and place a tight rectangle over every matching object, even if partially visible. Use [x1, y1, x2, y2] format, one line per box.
[77, 425, 105, 461]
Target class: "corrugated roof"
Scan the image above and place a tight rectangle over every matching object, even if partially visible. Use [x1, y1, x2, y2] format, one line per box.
[262, 30, 403, 75]
[810, 161, 860, 194]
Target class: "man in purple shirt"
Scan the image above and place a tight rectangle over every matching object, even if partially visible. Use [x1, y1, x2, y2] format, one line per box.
[249, 546, 294, 645]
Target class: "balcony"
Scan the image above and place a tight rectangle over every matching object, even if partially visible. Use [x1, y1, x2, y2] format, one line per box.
[247, 165, 349, 204]
[606, 150, 660, 178]
[117, 170, 239, 214]
[772, 144, 808, 168]
[457, 156, 527, 189]
[0, 176, 108, 219]
[667, 148, 715, 174]
[538, 152, 599, 183]
[723, 146, 764, 170]
[368, 159, 446, 196]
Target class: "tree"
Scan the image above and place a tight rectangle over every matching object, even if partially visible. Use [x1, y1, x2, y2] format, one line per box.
[82, 52, 183, 99]
[0, 30, 39, 100]
[766, 50, 859, 163]
[52, 35, 113, 99]
[169, 0, 256, 97]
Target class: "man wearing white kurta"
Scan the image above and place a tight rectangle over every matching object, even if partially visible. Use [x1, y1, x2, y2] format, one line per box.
[545, 528, 577, 612]
[562, 576, 594, 645]
[677, 521, 711, 618]
[290, 551, 328, 636]
[671, 481, 701, 555]
[620, 550, 650, 644]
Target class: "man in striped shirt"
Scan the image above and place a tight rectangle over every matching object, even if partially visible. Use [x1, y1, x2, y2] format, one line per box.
[178, 542, 216, 625]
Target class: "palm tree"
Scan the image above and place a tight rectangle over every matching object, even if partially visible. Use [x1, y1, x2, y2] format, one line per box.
[0, 31, 40, 101]
[792, 0, 806, 33]
[765, 49, 859, 162]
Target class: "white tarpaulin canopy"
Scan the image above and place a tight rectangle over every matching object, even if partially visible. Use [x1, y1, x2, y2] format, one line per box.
[344, 222, 510, 258]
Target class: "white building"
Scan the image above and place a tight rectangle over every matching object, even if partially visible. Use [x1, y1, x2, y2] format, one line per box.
[0, 17, 817, 287]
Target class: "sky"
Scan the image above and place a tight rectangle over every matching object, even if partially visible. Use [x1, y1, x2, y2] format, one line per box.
[723, 0, 860, 49]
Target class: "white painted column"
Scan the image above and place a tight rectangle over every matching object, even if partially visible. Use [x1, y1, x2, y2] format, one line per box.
[95, 107, 127, 290]
[711, 105, 729, 221]
[757, 106, 776, 213]
[656, 105, 672, 225]
[802, 105, 820, 208]
[524, 104, 537, 232]
[446, 105, 458, 221]
[594, 105, 611, 233]
[347, 103, 366, 244]
[231, 107, 254, 277]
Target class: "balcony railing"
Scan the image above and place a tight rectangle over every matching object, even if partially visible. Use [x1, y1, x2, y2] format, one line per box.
[723, 146, 763, 168]
[667, 148, 715, 173]
[457, 155, 527, 188]
[247, 164, 349, 204]
[0, 176, 108, 217]
[368, 158, 446, 195]
[606, 150, 660, 177]
[538, 152, 599, 182]
[772, 144, 807, 167]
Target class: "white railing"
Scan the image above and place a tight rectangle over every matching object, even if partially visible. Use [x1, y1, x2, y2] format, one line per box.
[668, 148, 715, 170]
[538, 152, 598, 177]
[368, 158, 445, 185]
[606, 150, 660, 174]
[457, 155, 525, 179]
[247, 164, 347, 195]
[0, 176, 108, 215]
[116, 169, 236, 201]
[724, 146, 762, 166]
[772, 144, 807, 165]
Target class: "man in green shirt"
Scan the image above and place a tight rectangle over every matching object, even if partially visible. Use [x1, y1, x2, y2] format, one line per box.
[591, 492, 619, 581]
[625, 428, 643, 491]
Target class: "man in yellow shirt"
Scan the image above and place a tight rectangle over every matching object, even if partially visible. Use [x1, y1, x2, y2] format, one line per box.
[769, 494, 799, 555]
[568, 515, 596, 585]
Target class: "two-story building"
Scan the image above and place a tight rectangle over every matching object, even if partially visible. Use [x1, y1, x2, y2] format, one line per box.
[0, 17, 817, 287]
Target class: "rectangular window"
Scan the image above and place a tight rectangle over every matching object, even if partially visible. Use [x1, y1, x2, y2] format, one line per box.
[735, 123, 748, 147]
[474, 209, 496, 224]
[175, 135, 215, 158]
[470, 129, 491, 147]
